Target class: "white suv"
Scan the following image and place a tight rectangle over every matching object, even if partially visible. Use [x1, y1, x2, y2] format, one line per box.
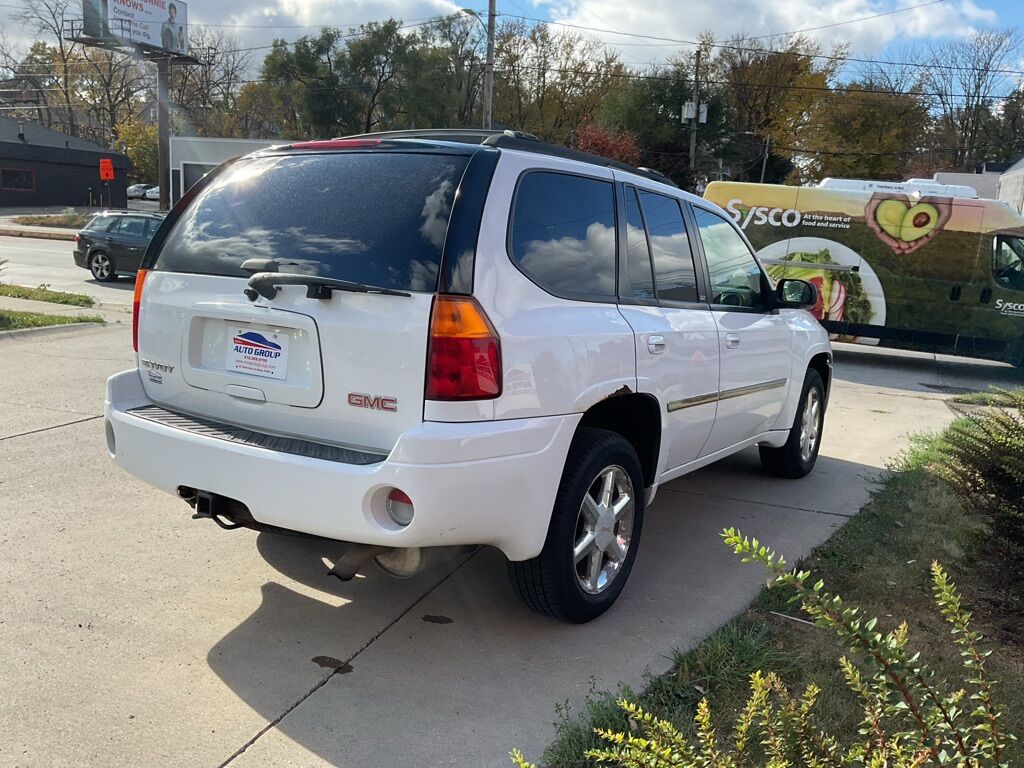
[106, 130, 831, 623]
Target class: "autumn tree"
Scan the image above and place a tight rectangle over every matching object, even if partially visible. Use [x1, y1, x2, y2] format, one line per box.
[710, 34, 846, 182]
[493, 19, 628, 143]
[572, 119, 641, 165]
[115, 117, 158, 182]
[796, 82, 931, 180]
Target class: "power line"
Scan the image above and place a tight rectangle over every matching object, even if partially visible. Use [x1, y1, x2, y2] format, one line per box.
[497, 13, 1024, 78]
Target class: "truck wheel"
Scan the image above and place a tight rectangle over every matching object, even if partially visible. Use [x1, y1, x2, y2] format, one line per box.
[89, 251, 116, 282]
[759, 369, 825, 479]
[507, 427, 644, 623]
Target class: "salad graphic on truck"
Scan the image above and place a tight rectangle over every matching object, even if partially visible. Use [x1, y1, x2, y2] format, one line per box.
[704, 178, 1024, 366]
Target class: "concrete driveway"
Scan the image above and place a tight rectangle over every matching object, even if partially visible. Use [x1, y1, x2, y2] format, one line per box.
[1, 325, 1020, 767]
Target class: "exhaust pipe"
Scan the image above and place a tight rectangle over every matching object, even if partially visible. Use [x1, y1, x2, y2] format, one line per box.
[328, 544, 424, 581]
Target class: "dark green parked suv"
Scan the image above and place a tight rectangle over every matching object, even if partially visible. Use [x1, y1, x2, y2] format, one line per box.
[73, 211, 165, 282]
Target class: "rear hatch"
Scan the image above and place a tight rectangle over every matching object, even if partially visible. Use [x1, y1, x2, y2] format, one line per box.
[136, 147, 474, 452]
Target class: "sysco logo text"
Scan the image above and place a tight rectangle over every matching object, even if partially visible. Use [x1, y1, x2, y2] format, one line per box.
[726, 199, 802, 230]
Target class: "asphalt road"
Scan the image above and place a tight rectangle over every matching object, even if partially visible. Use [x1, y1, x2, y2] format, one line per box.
[2, 320, 1020, 767]
[0, 235, 137, 304]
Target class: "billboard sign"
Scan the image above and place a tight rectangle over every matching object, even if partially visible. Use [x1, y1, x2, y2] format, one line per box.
[83, 0, 189, 55]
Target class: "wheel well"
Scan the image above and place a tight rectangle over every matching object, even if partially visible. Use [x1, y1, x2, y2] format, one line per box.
[578, 393, 661, 488]
[808, 352, 832, 400]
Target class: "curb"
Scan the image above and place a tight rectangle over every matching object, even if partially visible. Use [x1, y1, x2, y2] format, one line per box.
[0, 321, 106, 342]
[0, 227, 77, 241]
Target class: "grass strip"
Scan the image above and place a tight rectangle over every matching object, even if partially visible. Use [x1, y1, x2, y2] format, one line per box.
[0, 284, 95, 307]
[11, 213, 91, 229]
[537, 432, 1023, 766]
[0, 309, 104, 331]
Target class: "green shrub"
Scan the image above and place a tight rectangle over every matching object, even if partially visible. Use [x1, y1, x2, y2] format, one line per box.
[512, 529, 1012, 768]
[935, 389, 1024, 570]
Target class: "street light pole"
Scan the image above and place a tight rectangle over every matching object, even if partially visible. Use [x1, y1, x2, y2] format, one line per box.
[483, 0, 496, 130]
[464, 4, 495, 130]
[157, 56, 170, 211]
[759, 133, 771, 184]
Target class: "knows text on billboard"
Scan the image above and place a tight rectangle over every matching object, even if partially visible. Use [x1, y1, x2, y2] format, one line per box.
[83, 0, 189, 54]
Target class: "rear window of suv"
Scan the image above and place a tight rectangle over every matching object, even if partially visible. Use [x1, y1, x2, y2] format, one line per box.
[154, 151, 471, 292]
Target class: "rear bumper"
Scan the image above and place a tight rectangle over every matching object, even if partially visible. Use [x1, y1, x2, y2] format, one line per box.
[105, 369, 578, 560]
[73, 247, 87, 268]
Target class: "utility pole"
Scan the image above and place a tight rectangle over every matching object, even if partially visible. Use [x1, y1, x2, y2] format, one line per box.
[759, 133, 771, 184]
[688, 49, 701, 177]
[483, 0, 496, 130]
[157, 56, 170, 211]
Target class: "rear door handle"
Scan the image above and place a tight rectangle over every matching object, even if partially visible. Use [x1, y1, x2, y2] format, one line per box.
[725, 332, 741, 349]
[647, 335, 666, 354]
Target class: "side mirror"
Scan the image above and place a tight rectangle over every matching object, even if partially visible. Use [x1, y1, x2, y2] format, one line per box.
[775, 278, 818, 310]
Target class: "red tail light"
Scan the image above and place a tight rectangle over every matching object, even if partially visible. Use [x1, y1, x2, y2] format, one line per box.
[426, 296, 501, 400]
[74, 234, 80, 243]
[132, 269, 148, 352]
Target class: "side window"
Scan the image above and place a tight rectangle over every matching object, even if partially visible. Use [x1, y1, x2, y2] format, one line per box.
[693, 207, 764, 309]
[993, 235, 1024, 292]
[145, 218, 162, 238]
[87, 215, 116, 232]
[623, 186, 654, 299]
[639, 191, 699, 303]
[121, 217, 146, 237]
[510, 171, 617, 300]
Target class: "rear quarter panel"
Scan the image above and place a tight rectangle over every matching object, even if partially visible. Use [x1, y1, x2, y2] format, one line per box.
[425, 151, 637, 423]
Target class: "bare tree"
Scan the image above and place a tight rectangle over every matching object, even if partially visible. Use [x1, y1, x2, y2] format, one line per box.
[17, 0, 82, 136]
[79, 48, 151, 145]
[923, 29, 1022, 168]
[167, 28, 252, 136]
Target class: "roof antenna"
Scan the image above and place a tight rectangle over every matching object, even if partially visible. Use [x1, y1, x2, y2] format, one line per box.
[17, 122, 26, 141]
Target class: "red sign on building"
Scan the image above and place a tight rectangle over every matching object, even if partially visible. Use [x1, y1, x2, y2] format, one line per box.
[99, 158, 115, 181]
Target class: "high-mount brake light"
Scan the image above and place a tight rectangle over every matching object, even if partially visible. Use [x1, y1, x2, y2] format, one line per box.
[132, 269, 148, 352]
[425, 296, 501, 401]
[288, 139, 382, 150]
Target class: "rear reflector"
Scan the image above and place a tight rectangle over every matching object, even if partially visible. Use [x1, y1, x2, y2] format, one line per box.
[386, 489, 415, 527]
[132, 269, 148, 352]
[426, 296, 501, 401]
[289, 138, 382, 150]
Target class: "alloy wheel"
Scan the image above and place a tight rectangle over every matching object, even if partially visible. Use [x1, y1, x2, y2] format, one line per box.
[90, 253, 111, 280]
[572, 465, 635, 595]
[799, 387, 822, 462]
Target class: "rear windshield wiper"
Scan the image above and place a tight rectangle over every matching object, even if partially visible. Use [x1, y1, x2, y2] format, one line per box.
[242, 263, 410, 302]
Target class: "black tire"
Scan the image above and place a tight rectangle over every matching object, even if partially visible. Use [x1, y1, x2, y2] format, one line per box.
[89, 250, 117, 282]
[759, 368, 825, 479]
[507, 427, 645, 623]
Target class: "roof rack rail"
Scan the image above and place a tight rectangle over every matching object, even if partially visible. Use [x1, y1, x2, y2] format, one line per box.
[338, 128, 541, 144]
[337, 128, 678, 188]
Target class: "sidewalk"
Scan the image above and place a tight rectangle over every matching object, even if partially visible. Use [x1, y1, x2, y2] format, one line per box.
[0, 295, 130, 324]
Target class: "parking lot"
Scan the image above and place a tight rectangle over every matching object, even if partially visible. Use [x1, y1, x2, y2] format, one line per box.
[2, 317, 1020, 766]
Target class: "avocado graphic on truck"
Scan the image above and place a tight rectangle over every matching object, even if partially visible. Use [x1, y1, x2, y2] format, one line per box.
[704, 178, 1024, 366]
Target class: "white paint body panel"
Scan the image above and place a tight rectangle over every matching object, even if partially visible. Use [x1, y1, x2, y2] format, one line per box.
[107, 369, 575, 561]
[617, 305, 720, 469]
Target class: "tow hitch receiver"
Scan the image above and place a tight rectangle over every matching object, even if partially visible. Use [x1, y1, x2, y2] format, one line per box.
[178, 487, 248, 530]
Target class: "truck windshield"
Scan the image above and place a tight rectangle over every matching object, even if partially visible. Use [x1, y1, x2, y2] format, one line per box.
[154, 151, 471, 292]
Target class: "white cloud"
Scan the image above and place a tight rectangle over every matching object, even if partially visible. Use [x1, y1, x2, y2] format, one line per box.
[540, 0, 1001, 62]
[190, 0, 460, 51]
